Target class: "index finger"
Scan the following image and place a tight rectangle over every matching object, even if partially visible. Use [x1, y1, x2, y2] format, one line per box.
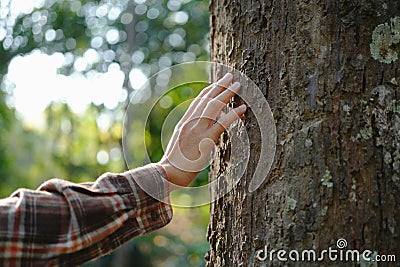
[205, 73, 233, 98]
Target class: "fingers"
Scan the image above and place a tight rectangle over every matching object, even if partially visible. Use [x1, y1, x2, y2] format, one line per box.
[205, 72, 233, 98]
[159, 73, 246, 187]
[201, 81, 241, 121]
[209, 104, 247, 142]
[168, 72, 243, 154]
[216, 81, 241, 104]
[184, 73, 234, 123]
[177, 86, 212, 125]
[186, 73, 233, 115]
[196, 72, 232, 100]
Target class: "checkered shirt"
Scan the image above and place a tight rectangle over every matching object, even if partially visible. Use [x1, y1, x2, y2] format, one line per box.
[0, 164, 172, 266]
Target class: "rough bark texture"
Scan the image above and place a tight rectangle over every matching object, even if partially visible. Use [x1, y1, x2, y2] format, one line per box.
[206, 1, 400, 266]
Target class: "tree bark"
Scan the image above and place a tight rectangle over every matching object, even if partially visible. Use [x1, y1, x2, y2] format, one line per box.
[206, 1, 400, 266]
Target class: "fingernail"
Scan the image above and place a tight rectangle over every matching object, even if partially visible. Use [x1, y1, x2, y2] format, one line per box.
[221, 73, 233, 80]
[239, 104, 247, 111]
[231, 81, 241, 90]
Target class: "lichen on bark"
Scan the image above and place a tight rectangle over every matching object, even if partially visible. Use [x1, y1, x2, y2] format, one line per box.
[370, 16, 400, 64]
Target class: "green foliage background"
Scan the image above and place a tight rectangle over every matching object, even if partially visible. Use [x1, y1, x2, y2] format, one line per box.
[0, 0, 211, 266]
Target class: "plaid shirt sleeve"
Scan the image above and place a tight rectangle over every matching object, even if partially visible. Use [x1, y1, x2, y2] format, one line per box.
[0, 164, 173, 267]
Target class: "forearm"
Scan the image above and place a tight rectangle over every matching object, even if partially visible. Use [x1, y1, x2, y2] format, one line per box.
[0, 164, 172, 266]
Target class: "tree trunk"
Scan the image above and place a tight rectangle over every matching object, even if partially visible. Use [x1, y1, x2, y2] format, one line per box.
[206, 1, 399, 266]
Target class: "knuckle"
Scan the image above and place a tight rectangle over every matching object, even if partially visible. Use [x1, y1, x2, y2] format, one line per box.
[199, 96, 210, 106]
[207, 99, 223, 109]
[205, 100, 214, 110]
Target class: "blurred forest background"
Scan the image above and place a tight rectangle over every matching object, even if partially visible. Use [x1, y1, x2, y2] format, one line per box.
[0, 0, 211, 266]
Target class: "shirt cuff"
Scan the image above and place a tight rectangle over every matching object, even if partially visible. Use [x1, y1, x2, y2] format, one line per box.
[122, 164, 173, 233]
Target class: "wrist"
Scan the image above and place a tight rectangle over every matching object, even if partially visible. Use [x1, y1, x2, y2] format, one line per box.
[157, 161, 194, 188]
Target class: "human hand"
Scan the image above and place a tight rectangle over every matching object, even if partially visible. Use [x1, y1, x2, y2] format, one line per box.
[157, 73, 246, 189]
